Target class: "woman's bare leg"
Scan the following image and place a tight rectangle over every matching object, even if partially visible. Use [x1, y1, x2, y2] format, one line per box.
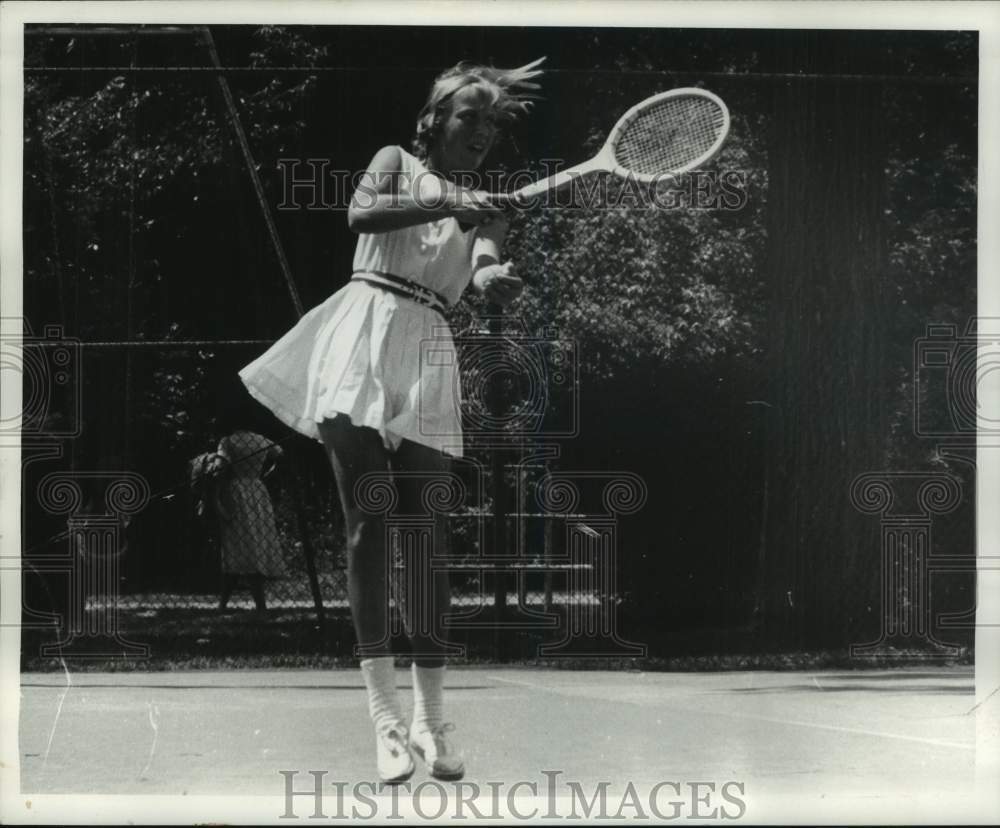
[393, 439, 454, 668]
[318, 415, 414, 783]
[393, 439, 464, 779]
[317, 415, 393, 657]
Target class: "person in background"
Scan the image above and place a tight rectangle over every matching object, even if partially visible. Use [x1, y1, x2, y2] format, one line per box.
[192, 431, 285, 612]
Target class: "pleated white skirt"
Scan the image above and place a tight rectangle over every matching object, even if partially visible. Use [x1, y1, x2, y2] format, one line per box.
[239, 280, 464, 457]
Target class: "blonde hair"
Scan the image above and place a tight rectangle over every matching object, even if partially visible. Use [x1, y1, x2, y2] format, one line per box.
[412, 57, 545, 161]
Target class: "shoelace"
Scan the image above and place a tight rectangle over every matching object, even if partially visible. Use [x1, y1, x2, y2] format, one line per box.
[378, 726, 410, 758]
[425, 723, 456, 755]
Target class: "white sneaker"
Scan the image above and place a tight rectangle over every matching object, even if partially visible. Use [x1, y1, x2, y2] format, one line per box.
[375, 723, 414, 784]
[410, 723, 465, 781]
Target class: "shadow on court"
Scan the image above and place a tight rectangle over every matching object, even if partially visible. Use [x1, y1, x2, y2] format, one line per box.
[19, 666, 976, 800]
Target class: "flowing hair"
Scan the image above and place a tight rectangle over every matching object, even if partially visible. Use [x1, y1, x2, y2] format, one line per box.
[412, 57, 545, 161]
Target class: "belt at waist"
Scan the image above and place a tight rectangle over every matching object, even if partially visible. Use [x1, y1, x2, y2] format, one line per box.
[351, 270, 448, 315]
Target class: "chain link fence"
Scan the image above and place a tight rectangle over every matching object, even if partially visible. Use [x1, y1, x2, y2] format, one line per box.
[19, 344, 632, 664]
[102, 430, 607, 618]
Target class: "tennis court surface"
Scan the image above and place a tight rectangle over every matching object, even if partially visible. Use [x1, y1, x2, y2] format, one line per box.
[16, 664, 993, 821]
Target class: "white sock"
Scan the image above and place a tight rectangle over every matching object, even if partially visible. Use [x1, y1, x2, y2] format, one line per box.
[360, 657, 403, 733]
[411, 664, 446, 734]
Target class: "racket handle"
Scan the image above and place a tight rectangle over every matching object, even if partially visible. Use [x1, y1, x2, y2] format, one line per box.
[507, 156, 603, 204]
[514, 168, 577, 201]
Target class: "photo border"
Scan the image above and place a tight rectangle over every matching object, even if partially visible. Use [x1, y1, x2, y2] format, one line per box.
[1, 1, 997, 823]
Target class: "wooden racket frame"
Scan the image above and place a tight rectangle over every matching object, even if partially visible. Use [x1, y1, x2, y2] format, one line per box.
[502, 87, 731, 204]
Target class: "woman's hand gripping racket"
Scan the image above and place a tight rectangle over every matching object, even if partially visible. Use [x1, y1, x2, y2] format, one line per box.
[495, 87, 730, 208]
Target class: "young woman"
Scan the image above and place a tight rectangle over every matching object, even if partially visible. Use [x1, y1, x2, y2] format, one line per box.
[239, 57, 544, 782]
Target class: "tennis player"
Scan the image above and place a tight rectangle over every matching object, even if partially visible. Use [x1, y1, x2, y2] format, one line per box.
[240, 58, 543, 782]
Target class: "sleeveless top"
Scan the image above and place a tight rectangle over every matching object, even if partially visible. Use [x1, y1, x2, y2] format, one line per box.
[351, 147, 478, 307]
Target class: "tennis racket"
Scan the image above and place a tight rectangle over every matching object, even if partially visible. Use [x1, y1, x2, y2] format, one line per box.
[496, 87, 730, 206]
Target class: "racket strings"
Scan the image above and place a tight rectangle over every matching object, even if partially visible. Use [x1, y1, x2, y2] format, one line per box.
[614, 96, 726, 176]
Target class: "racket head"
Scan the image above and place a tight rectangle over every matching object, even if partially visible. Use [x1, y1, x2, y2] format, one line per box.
[604, 87, 730, 181]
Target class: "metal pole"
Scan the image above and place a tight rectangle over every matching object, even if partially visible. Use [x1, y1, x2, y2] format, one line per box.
[195, 27, 304, 318]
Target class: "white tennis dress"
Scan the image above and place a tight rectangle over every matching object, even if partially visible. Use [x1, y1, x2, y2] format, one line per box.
[239, 147, 477, 458]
